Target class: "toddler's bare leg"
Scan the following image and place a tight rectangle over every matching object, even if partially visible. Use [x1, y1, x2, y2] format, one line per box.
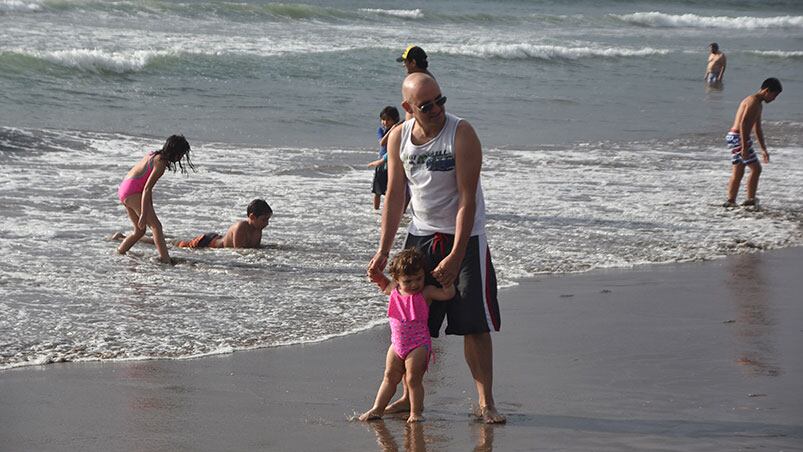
[360, 346, 404, 421]
[385, 379, 410, 414]
[405, 347, 429, 423]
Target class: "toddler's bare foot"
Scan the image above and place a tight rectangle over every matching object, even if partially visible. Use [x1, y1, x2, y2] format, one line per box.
[406, 413, 424, 423]
[384, 399, 410, 414]
[473, 405, 507, 424]
[358, 409, 384, 422]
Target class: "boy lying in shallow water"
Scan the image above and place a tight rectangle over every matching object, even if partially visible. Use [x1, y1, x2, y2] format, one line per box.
[113, 199, 272, 249]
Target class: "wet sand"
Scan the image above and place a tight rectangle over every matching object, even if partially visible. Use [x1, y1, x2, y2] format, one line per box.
[2, 247, 802, 451]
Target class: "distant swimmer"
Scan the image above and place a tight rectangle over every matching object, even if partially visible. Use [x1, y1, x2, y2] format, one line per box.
[705, 42, 726, 85]
[723, 78, 782, 208]
[116, 134, 194, 264]
[113, 199, 272, 249]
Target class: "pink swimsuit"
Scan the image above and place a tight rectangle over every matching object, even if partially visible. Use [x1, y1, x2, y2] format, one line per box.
[117, 153, 156, 202]
[388, 288, 431, 362]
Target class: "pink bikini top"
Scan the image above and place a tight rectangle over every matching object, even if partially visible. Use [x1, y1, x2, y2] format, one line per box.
[388, 288, 429, 323]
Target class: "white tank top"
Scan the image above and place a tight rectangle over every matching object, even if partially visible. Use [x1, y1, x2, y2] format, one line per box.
[399, 112, 486, 236]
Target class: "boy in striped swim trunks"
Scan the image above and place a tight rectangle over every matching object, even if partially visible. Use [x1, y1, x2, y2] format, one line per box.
[723, 78, 782, 208]
[113, 199, 272, 249]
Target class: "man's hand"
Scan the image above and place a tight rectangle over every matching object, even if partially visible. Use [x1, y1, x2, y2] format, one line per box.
[432, 253, 461, 287]
[367, 251, 388, 280]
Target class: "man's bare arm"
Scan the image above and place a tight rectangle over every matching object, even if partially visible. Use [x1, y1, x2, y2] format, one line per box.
[368, 125, 406, 276]
[432, 121, 481, 287]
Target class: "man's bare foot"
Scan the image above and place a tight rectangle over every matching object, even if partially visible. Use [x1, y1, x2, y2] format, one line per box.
[358, 409, 384, 422]
[473, 405, 507, 424]
[406, 413, 424, 423]
[384, 398, 410, 414]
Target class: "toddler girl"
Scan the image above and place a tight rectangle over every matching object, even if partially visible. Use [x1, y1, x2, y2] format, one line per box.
[359, 247, 455, 423]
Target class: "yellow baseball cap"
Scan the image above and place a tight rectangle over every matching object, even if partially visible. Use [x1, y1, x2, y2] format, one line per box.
[396, 45, 427, 63]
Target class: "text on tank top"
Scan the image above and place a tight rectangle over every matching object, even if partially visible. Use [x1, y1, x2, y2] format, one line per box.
[399, 112, 486, 236]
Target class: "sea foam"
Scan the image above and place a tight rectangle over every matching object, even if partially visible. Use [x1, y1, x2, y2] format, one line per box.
[21, 48, 170, 73]
[358, 8, 423, 19]
[431, 43, 671, 60]
[616, 12, 803, 29]
[0, 0, 41, 12]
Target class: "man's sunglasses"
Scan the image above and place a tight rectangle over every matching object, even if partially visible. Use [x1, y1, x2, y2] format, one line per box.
[417, 95, 447, 113]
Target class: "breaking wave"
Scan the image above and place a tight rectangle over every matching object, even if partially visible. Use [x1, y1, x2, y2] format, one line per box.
[615, 12, 803, 29]
[431, 43, 671, 61]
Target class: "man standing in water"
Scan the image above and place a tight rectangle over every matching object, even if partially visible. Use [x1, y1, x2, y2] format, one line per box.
[367, 73, 505, 424]
[705, 42, 727, 85]
[724, 77, 783, 208]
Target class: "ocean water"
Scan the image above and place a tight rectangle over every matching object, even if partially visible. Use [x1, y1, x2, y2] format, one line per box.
[1, 0, 802, 370]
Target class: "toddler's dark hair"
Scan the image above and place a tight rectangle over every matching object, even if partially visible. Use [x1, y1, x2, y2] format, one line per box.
[155, 134, 194, 174]
[380, 106, 400, 123]
[388, 247, 427, 280]
[247, 199, 272, 217]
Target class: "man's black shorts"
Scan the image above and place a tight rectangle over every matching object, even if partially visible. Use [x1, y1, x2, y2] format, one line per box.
[404, 233, 501, 337]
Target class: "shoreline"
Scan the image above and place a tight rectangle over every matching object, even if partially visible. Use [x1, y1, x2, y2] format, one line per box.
[3, 243, 801, 373]
[2, 247, 802, 451]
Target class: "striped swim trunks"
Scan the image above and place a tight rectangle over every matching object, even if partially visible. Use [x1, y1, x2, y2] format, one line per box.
[404, 232, 500, 337]
[726, 131, 758, 165]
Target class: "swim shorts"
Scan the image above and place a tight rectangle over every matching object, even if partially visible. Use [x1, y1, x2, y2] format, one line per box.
[726, 131, 758, 165]
[403, 232, 500, 337]
[372, 166, 388, 195]
[176, 232, 220, 248]
[706, 72, 720, 84]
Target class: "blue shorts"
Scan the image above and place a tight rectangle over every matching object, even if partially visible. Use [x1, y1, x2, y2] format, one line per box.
[726, 131, 758, 165]
[706, 72, 720, 84]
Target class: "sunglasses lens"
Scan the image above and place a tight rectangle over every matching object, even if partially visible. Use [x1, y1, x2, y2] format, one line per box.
[419, 95, 445, 113]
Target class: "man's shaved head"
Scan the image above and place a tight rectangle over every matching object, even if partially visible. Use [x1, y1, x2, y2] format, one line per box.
[403, 73, 439, 103]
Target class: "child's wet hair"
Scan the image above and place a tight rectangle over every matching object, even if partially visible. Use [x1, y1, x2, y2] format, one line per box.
[155, 134, 195, 174]
[388, 248, 427, 280]
[247, 199, 272, 217]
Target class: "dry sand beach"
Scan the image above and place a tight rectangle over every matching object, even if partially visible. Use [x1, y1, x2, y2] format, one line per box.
[2, 247, 802, 451]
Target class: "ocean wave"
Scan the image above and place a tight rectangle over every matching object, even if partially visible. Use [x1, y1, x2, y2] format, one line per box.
[615, 12, 803, 29]
[747, 50, 803, 59]
[0, 0, 41, 12]
[431, 43, 671, 61]
[358, 8, 422, 19]
[5, 0, 359, 21]
[0, 48, 176, 73]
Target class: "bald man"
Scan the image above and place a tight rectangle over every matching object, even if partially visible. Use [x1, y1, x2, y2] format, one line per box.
[367, 73, 505, 423]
